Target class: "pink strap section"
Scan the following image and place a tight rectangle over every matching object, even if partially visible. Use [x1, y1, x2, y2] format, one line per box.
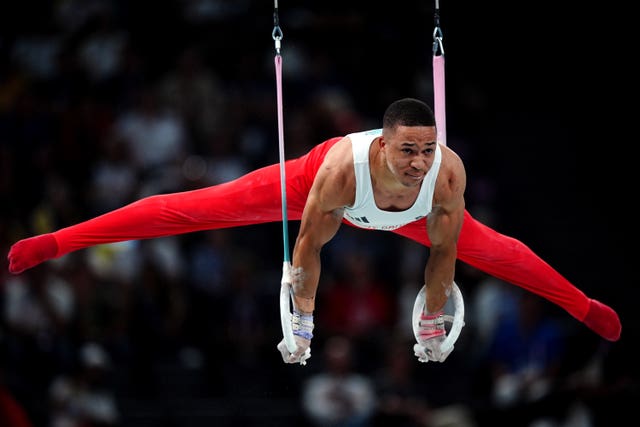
[433, 54, 447, 146]
[274, 54, 291, 261]
[274, 55, 285, 157]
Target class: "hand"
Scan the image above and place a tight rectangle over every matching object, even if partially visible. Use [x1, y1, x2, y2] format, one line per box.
[277, 335, 311, 365]
[414, 311, 452, 363]
[414, 336, 452, 363]
[277, 308, 313, 365]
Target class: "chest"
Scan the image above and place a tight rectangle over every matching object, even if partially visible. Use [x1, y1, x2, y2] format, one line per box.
[372, 187, 421, 212]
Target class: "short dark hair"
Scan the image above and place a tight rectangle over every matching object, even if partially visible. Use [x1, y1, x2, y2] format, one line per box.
[383, 98, 436, 129]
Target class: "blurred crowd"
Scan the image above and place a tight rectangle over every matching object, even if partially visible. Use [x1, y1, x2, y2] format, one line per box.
[0, 1, 636, 427]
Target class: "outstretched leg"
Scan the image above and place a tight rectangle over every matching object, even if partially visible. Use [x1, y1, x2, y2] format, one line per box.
[6, 164, 283, 273]
[7, 137, 341, 274]
[392, 210, 621, 341]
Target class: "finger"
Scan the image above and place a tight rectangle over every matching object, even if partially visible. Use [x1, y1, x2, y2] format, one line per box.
[277, 340, 294, 363]
[287, 352, 306, 364]
[291, 348, 307, 362]
[299, 348, 311, 364]
[413, 344, 429, 363]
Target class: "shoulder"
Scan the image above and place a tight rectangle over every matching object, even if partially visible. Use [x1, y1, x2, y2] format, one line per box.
[322, 135, 354, 168]
[440, 144, 465, 176]
[311, 136, 356, 209]
[434, 144, 466, 206]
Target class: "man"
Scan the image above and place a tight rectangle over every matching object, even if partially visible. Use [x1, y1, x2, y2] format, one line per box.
[6, 98, 621, 365]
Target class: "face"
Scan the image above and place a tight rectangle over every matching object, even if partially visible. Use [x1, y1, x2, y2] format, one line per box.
[381, 125, 438, 187]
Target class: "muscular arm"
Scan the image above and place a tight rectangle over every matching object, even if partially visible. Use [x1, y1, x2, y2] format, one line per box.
[290, 139, 354, 314]
[424, 148, 466, 314]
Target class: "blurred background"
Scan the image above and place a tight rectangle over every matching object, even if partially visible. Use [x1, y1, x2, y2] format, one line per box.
[0, 1, 636, 426]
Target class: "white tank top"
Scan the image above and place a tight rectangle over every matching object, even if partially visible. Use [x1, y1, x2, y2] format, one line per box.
[343, 129, 442, 231]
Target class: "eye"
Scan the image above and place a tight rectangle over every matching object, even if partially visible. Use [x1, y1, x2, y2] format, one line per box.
[422, 148, 434, 155]
[401, 148, 414, 155]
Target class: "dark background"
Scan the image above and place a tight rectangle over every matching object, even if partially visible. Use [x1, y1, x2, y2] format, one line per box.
[0, 1, 636, 426]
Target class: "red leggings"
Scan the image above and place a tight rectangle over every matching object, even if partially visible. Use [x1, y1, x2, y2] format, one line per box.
[50, 137, 588, 322]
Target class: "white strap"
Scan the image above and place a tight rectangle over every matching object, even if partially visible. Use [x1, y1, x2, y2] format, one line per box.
[280, 261, 298, 354]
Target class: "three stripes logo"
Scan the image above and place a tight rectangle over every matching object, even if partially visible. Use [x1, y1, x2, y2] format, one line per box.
[351, 216, 369, 224]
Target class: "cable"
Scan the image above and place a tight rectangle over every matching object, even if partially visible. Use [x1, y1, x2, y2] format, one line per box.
[272, 1, 305, 360]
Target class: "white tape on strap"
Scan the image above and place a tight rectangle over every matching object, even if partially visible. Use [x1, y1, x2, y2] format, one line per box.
[280, 261, 298, 354]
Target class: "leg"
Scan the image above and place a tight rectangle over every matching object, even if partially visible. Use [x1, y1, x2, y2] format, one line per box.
[8, 162, 308, 274]
[52, 162, 305, 251]
[7, 137, 341, 274]
[392, 210, 621, 341]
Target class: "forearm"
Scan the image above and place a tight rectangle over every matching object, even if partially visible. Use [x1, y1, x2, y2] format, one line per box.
[423, 247, 457, 313]
[290, 202, 343, 313]
[290, 240, 321, 314]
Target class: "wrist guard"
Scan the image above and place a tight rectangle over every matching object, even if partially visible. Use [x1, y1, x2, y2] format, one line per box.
[417, 311, 446, 341]
[292, 310, 314, 340]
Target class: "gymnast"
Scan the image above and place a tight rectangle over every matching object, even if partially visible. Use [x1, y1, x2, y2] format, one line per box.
[7, 98, 621, 364]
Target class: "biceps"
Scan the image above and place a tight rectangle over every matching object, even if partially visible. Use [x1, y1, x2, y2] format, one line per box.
[427, 208, 463, 248]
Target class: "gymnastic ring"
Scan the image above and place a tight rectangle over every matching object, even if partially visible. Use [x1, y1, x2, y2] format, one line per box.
[412, 282, 465, 356]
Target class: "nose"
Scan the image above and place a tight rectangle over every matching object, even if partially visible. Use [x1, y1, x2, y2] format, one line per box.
[410, 157, 426, 171]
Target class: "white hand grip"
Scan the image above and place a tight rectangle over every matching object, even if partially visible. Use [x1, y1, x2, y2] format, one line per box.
[412, 282, 465, 356]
